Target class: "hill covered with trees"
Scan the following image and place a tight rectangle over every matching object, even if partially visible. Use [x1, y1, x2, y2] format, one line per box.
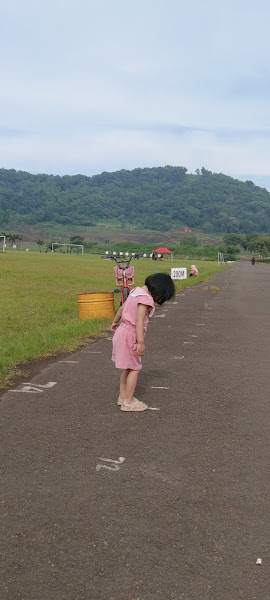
[1, 166, 270, 234]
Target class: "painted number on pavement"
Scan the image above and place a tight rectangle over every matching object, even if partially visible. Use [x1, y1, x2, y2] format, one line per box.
[9, 382, 57, 393]
[96, 457, 125, 472]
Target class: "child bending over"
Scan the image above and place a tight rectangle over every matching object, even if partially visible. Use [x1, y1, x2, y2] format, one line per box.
[111, 272, 175, 412]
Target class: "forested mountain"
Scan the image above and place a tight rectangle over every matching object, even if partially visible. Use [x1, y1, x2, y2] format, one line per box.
[1, 166, 270, 234]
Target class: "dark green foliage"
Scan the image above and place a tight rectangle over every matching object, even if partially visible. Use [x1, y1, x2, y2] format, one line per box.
[243, 234, 270, 255]
[69, 235, 85, 245]
[222, 234, 245, 246]
[0, 166, 270, 234]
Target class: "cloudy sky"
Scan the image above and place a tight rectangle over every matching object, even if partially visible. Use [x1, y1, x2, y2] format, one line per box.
[1, 0, 270, 189]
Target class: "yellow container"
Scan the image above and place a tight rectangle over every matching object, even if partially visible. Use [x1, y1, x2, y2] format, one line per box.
[78, 292, 115, 320]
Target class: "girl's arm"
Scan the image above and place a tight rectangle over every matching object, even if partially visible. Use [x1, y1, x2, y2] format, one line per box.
[111, 304, 124, 331]
[136, 303, 148, 356]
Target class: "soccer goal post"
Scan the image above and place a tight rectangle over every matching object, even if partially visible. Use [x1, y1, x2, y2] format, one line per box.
[218, 252, 224, 265]
[51, 243, 84, 255]
[0, 235, 6, 253]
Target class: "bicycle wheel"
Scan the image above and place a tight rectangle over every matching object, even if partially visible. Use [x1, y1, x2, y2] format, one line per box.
[121, 286, 130, 305]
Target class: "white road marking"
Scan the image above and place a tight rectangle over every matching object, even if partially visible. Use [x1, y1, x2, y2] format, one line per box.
[96, 464, 120, 472]
[147, 407, 160, 411]
[23, 382, 57, 388]
[9, 386, 43, 394]
[59, 360, 79, 363]
[189, 335, 197, 337]
[151, 386, 169, 389]
[96, 457, 125, 472]
[195, 323, 205, 326]
[154, 314, 165, 318]
[98, 457, 125, 464]
[183, 341, 194, 344]
[170, 356, 184, 360]
[9, 381, 57, 393]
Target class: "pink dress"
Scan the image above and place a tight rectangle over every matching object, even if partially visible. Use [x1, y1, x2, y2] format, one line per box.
[112, 287, 155, 370]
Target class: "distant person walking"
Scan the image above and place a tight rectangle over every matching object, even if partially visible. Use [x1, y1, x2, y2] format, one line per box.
[111, 273, 175, 412]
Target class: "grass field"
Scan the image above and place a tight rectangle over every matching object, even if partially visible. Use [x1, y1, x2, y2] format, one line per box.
[0, 251, 228, 388]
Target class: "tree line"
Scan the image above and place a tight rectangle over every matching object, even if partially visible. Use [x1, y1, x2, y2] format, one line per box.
[1, 166, 270, 234]
[26, 233, 270, 260]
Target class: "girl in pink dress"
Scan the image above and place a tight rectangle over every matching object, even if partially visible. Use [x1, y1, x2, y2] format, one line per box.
[111, 273, 175, 412]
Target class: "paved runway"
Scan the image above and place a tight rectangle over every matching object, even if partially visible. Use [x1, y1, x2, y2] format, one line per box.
[1, 260, 270, 599]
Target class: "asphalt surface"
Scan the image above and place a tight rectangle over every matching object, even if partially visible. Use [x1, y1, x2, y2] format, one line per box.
[1, 260, 270, 600]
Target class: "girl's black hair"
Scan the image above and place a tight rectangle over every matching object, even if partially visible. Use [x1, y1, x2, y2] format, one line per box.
[145, 272, 175, 305]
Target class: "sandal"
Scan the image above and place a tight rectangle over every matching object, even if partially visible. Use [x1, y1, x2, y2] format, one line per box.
[120, 399, 148, 412]
[117, 396, 139, 406]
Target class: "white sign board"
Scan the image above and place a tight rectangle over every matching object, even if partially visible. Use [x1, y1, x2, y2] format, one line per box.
[171, 267, 187, 280]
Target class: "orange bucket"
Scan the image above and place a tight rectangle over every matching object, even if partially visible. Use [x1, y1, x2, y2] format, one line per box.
[78, 292, 115, 320]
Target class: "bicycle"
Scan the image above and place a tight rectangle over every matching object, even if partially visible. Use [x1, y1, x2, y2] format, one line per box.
[101, 253, 141, 305]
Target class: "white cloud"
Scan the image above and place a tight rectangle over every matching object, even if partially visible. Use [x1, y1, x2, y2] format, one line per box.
[0, 0, 270, 188]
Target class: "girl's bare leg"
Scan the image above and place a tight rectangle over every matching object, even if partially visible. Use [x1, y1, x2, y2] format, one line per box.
[121, 370, 147, 410]
[125, 369, 140, 405]
[118, 369, 129, 404]
[118, 369, 147, 410]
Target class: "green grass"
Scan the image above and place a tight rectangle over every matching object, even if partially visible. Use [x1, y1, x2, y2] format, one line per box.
[0, 251, 228, 387]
